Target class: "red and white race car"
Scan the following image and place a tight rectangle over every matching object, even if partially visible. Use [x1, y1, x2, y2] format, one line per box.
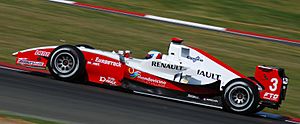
[13, 38, 288, 114]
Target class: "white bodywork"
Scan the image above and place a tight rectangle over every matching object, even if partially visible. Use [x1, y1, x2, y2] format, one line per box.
[125, 42, 242, 91]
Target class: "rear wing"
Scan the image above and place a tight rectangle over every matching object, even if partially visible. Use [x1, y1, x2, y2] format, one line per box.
[255, 65, 288, 108]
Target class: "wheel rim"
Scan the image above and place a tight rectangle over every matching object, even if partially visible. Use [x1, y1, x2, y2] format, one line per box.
[54, 52, 75, 74]
[228, 86, 250, 108]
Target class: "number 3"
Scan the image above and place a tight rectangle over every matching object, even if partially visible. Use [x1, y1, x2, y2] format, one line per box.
[270, 78, 278, 92]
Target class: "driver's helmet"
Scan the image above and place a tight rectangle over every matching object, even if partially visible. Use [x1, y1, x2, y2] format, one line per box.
[145, 50, 162, 59]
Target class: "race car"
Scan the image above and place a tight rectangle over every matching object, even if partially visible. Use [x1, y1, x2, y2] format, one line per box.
[12, 38, 288, 114]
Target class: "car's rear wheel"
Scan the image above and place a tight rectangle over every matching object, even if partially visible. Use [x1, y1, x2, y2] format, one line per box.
[48, 45, 85, 81]
[223, 79, 259, 114]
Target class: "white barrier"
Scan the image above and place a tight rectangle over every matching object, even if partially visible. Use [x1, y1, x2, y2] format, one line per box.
[49, 0, 300, 46]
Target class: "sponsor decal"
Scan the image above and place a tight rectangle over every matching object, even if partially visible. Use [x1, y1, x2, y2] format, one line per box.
[100, 76, 117, 86]
[17, 58, 44, 66]
[263, 92, 279, 101]
[87, 61, 100, 66]
[128, 68, 140, 78]
[128, 68, 166, 87]
[187, 94, 199, 99]
[95, 57, 121, 67]
[34, 50, 50, 57]
[203, 98, 219, 103]
[151, 61, 183, 70]
[197, 69, 221, 80]
[137, 76, 167, 87]
[187, 56, 203, 63]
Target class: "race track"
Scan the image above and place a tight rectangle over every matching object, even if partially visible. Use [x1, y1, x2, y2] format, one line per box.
[0, 68, 289, 124]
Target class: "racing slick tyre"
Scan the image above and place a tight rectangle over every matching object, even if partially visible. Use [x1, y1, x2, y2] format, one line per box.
[223, 79, 259, 114]
[48, 45, 85, 81]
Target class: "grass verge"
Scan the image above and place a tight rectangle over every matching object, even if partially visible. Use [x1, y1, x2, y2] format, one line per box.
[0, 111, 61, 124]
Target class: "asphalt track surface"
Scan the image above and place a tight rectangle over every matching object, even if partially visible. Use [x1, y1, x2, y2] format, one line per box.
[0, 68, 289, 124]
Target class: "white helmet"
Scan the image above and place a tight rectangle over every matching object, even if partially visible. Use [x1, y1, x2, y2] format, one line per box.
[145, 50, 162, 59]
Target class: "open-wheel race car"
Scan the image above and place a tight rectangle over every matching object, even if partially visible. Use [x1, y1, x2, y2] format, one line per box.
[13, 38, 288, 114]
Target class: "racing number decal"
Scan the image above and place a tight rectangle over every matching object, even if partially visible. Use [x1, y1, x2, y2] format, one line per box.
[263, 78, 280, 101]
[270, 78, 278, 92]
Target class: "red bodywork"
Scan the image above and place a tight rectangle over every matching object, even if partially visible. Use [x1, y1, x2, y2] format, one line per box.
[83, 51, 125, 86]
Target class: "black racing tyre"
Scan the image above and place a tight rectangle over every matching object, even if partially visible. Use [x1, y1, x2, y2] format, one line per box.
[223, 79, 259, 114]
[48, 45, 85, 81]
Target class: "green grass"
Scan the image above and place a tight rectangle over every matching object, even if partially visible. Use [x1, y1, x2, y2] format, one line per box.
[0, 111, 61, 124]
[0, 0, 299, 118]
[76, 0, 300, 40]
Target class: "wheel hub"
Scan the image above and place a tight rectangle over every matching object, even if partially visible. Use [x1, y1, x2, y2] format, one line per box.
[228, 86, 250, 107]
[63, 60, 69, 65]
[54, 52, 75, 74]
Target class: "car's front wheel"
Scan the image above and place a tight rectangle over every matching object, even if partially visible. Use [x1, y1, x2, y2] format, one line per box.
[223, 79, 259, 114]
[48, 45, 85, 81]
